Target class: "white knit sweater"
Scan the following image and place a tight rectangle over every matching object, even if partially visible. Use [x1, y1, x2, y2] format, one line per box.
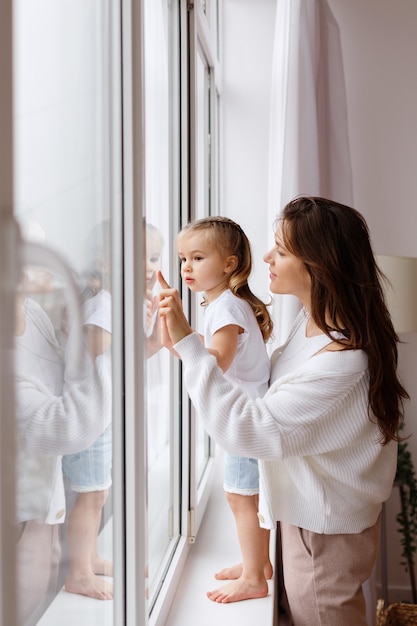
[174, 310, 397, 534]
[15, 298, 112, 523]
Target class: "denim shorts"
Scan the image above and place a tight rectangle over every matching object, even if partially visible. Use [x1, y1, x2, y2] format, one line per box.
[62, 425, 112, 492]
[223, 452, 259, 495]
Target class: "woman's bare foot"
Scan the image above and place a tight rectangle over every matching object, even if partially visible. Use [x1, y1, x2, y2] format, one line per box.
[93, 556, 113, 577]
[215, 562, 273, 581]
[65, 572, 113, 600]
[207, 577, 269, 603]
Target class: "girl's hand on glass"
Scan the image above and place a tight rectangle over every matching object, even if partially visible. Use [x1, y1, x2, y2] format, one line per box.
[158, 271, 192, 348]
[145, 289, 159, 332]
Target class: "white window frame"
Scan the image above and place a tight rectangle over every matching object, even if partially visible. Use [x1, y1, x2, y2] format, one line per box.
[148, 1, 222, 624]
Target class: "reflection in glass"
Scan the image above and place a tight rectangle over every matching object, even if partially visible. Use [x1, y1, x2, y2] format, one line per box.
[14, 226, 113, 622]
[195, 49, 213, 483]
[143, 0, 179, 606]
[14, 229, 67, 624]
[13, 1, 118, 623]
[61, 220, 113, 602]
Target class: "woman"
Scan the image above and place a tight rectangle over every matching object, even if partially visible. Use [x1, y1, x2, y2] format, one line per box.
[158, 196, 408, 626]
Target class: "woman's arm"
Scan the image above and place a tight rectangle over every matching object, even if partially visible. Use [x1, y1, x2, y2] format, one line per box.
[17, 353, 112, 456]
[173, 332, 371, 461]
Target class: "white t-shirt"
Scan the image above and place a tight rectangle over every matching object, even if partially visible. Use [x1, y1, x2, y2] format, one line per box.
[83, 289, 112, 333]
[203, 289, 270, 399]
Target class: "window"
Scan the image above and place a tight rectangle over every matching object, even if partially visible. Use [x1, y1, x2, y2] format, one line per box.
[143, 0, 181, 609]
[11, 1, 122, 624]
[0, 1, 221, 624]
[145, 1, 221, 622]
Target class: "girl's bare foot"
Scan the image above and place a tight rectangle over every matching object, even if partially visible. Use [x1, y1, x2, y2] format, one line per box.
[215, 562, 273, 581]
[207, 577, 269, 603]
[93, 556, 113, 577]
[65, 572, 113, 600]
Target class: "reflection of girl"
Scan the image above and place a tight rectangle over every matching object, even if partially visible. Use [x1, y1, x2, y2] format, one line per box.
[145, 223, 166, 472]
[62, 220, 113, 601]
[176, 216, 274, 603]
[145, 223, 164, 357]
[14, 262, 112, 624]
[158, 197, 408, 624]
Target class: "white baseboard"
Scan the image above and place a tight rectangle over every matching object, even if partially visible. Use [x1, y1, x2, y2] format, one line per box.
[375, 582, 413, 604]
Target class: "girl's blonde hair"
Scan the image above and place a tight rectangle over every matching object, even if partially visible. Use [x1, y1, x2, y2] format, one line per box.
[178, 216, 273, 342]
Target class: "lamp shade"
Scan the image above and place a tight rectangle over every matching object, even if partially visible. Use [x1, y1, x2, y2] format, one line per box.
[377, 255, 417, 334]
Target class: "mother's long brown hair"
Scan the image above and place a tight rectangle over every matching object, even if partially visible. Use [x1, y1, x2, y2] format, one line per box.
[279, 196, 408, 445]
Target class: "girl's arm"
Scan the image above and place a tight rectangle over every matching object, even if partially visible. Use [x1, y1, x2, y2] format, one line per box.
[207, 325, 240, 372]
[85, 324, 112, 360]
[157, 271, 240, 371]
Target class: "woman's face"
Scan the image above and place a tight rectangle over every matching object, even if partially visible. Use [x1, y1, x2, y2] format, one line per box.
[263, 225, 311, 306]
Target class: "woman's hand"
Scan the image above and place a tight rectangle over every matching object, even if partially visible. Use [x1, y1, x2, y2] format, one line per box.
[158, 271, 193, 348]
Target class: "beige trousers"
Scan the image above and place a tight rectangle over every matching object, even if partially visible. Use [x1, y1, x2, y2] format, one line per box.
[280, 518, 380, 626]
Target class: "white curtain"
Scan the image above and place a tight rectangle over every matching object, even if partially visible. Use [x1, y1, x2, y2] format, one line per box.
[268, 0, 353, 346]
[268, 2, 376, 624]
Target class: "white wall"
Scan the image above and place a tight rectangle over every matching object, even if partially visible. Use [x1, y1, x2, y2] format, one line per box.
[222, 0, 417, 603]
[328, 0, 417, 258]
[329, 0, 417, 601]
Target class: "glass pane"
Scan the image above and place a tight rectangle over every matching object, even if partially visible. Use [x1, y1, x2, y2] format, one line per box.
[143, 0, 180, 608]
[195, 47, 212, 484]
[13, 1, 120, 623]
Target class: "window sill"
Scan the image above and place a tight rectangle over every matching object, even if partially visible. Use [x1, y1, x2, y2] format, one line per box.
[38, 453, 276, 626]
[164, 453, 276, 626]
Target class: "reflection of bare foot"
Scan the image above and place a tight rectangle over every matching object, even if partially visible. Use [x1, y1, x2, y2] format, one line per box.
[215, 562, 273, 581]
[207, 577, 269, 603]
[65, 573, 113, 600]
[93, 557, 113, 577]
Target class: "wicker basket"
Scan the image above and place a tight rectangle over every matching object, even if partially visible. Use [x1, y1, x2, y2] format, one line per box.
[377, 599, 417, 625]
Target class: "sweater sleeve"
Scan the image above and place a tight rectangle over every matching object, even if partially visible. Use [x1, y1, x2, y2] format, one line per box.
[17, 351, 112, 456]
[175, 333, 373, 461]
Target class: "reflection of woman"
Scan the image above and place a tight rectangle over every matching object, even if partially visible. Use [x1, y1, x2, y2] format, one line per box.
[158, 196, 408, 625]
[14, 267, 112, 624]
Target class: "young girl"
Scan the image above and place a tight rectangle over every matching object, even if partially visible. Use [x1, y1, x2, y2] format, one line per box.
[177, 216, 274, 603]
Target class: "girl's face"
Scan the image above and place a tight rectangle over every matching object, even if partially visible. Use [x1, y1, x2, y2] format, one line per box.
[178, 230, 235, 302]
[263, 226, 311, 306]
